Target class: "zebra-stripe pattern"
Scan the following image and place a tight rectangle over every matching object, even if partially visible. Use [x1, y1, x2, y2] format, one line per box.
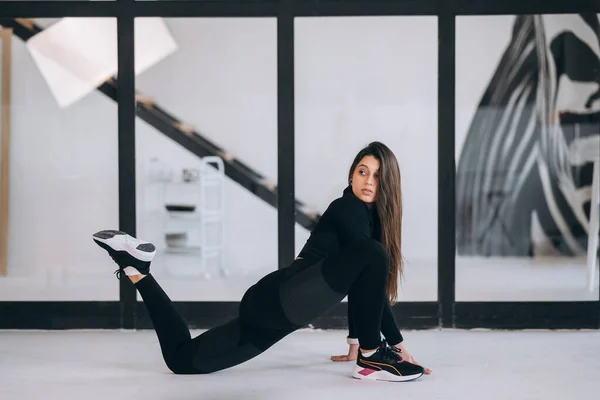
[457, 14, 600, 257]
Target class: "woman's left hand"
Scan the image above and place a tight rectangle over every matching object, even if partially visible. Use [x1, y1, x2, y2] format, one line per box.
[393, 343, 432, 375]
[330, 343, 359, 362]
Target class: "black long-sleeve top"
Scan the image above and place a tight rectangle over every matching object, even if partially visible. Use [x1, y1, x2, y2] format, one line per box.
[297, 185, 403, 345]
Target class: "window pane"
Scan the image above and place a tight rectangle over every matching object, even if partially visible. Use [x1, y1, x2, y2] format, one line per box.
[456, 14, 600, 301]
[0, 18, 119, 300]
[295, 16, 438, 302]
[135, 17, 277, 301]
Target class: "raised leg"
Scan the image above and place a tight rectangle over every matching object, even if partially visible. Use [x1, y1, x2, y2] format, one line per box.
[93, 230, 295, 374]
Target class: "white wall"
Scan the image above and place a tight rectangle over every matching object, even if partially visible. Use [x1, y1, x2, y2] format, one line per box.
[134, 18, 280, 278]
[293, 17, 439, 266]
[7, 29, 120, 284]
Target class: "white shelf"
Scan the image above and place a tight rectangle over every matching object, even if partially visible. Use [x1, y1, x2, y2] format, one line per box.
[142, 156, 226, 278]
[164, 246, 202, 254]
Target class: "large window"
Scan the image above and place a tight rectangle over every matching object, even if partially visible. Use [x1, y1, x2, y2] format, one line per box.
[134, 17, 278, 301]
[0, 2, 595, 330]
[0, 18, 119, 301]
[295, 16, 439, 302]
[455, 14, 600, 301]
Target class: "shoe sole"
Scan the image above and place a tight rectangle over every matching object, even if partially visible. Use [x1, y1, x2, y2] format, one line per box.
[352, 365, 424, 382]
[92, 230, 156, 262]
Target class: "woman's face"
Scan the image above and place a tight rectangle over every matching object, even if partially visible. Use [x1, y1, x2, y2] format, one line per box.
[351, 155, 380, 204]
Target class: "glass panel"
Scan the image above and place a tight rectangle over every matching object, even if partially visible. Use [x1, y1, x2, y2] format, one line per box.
[135, 17, 277, 301]
[295, 16, 439, 302]
[0, 18, 119, 300]
[456, 14, 600, 301]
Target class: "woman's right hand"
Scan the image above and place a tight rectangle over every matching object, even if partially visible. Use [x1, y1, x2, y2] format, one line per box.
[330, 343, 359, 362]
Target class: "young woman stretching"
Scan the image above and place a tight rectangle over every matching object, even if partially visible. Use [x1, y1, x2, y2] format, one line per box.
[93, 141, 428, 382]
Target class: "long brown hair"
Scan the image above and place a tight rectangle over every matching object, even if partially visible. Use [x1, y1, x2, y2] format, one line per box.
[348, 141, 404, 305]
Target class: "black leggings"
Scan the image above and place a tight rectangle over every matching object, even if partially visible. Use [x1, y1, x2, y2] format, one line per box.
[135, 238, 390, 374]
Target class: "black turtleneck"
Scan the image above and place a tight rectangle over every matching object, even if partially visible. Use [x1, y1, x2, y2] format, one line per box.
[297, 185, 381, 261]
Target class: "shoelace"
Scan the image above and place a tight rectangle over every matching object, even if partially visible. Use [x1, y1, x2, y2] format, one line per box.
[109, 254, 125, 280]
[378, 340, 403, 364]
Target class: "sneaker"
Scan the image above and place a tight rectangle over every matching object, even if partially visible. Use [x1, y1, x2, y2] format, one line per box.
[352, 341, 424, 382]
[92, 230, 156, 278]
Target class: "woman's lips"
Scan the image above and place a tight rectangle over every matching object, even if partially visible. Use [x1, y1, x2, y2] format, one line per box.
[361, 189, 373, 195]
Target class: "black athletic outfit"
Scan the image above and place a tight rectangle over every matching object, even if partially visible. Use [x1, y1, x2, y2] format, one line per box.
[135, 185, 403, 374]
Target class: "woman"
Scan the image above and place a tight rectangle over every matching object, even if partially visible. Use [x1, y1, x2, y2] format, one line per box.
[92, 141, 429, 382]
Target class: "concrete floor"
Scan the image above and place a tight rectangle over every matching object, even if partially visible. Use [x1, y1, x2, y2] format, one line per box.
[1, 328, 599, 400]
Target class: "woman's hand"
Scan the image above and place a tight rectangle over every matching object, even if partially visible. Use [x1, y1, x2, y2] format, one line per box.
[393, 343, 432, 375]
[330, 343, 359, 362]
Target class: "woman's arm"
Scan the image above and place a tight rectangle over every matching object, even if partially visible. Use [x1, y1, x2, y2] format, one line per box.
[345, 296, 402, 345]
[330, 296, 360, 362]
[331, 296, 402, 361]
[347, 298, 358, 343]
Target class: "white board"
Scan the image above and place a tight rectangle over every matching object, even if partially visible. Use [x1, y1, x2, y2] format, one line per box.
[26, 17, 178, 108]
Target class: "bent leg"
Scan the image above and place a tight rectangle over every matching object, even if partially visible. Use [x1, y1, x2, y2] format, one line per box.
[278, 239, 390, 349]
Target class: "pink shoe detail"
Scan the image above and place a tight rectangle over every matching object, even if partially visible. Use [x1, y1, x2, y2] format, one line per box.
[358, 368, 376, 376]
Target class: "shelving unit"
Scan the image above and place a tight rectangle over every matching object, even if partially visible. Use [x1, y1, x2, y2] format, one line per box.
[142, 156, 226, 279]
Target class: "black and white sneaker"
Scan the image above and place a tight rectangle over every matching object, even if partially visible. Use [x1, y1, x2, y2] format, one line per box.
[92, 230, 156, 278]
[352, 341, 425, 382]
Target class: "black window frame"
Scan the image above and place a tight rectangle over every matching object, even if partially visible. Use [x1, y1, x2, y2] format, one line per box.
[0, 0, 598, 330]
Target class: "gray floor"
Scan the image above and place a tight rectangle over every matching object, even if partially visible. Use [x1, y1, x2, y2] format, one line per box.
[1, 329, 599, 400]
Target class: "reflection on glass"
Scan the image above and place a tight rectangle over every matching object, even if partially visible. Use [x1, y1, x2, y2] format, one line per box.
[134, 18, 278, 301]
[0, 18, 119, 300]
[294, 16, 438, 302]
[456, 14, 600, 301]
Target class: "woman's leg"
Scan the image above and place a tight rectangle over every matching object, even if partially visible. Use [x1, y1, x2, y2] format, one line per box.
[277, 239, 424, 382]
[93, 230, 295, 375]
[135, 274, 294, 374]
[133, 274, 195, 373]
[276, 238, 390, 350]
[94, 231, 396, 375]
[181, 238, 390, 371]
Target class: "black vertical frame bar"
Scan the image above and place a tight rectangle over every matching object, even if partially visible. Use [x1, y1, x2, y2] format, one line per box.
[277, 0, 295, 269]
[117, 0, 136, 329]
[438, 9, 456, 327]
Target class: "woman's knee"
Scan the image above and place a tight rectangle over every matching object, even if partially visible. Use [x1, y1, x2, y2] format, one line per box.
[165, 357, 201, 375]
[162, 342, 203, 375]
[360, 239, 390, 265]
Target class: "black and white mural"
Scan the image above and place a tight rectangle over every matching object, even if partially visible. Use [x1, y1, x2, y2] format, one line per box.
[457, 14, 600, 257]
